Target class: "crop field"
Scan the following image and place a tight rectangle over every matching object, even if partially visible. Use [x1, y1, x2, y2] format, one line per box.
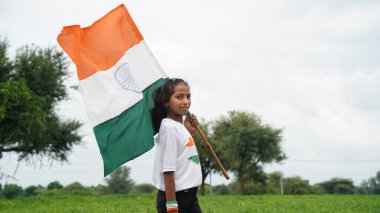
[1, 194, 380, 213]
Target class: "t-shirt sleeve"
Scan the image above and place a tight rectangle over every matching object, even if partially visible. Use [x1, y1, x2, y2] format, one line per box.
[160, 126, 178, 172]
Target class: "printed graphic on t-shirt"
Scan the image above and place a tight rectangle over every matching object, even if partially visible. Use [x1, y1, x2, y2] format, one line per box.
[186, 137, 195, 147]
[188, 155, 200, 164]
[186, 137, 200, 165]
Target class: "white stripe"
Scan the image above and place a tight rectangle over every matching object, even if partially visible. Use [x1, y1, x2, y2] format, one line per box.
[79, 41, 168, 127]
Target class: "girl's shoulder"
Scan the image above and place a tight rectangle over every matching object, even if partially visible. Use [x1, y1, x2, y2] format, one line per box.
[159, 118, 183, 132]
[161, 118, 180, 127]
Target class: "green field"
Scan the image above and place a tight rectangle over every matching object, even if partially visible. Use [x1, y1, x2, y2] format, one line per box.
[1, 194, 380, 213]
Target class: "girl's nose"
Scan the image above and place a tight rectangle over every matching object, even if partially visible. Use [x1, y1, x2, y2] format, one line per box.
[183, 97, 190, 105]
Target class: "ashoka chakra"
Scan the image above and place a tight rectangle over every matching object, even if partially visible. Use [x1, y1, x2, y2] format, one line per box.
[114, 63, 140, 92]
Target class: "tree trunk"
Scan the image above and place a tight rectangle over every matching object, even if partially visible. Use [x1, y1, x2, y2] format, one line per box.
[238, 170, 244, 195]
[200, 169, 209, 196]
[200, 182, 205, 196]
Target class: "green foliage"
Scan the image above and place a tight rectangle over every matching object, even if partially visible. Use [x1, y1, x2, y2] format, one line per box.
[358, 170, 380, 194]
[283, 176, 312, 195]
[64, 182, 85, 191]
[317, 178, 355, 194]
[309, 184, 326, 194]
[63, 182, 91, 195]
[0, 81, 45, 143]
[13, 45, 69, 109]
[213, 111, 286, 195]
[90, 184, 110, 195]
[38, 189, 65, 197]
[2, 184, 23, 199]
[0, 38, 82, 163]
[130, 183, 155, 194]
[47, 181, 63, 190]
[227, 181, 238, 195]
[212, 184, 229, 195]
[265, 171, 283, 194]
[24, 185, 38, 197]
[105, 166, 135, 194]
[0, 39, 13, 83]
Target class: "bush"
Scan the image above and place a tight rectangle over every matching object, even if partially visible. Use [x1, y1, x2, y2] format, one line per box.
[25, 185, 38, 197]
[334, 184, 354, 194]
[65, 182, 85, 190]
[317, 178, 355, 194]
[2, 184, 23, 199]
[90, 184, 110, 195]
[213, 184, 229, 195]
[39, 189, 65, 196]
[244, 181, 266, 195]
[47, 181, 63, 190]
[63, 182, 91, 195]
[309, 185, 326, 194]
[131, 184, 155, 194]
[283, 176, 312, 195]
[227, 182, 238, 195]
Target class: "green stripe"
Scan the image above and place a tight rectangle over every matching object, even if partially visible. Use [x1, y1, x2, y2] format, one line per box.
[94, 78, 166, 176]
[166, 201, 178, 205]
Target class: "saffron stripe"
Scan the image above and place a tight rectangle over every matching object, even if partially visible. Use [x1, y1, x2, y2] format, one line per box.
[57, 4, 143, 80]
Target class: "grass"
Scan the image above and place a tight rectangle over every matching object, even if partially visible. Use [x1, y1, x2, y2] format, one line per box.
[0, 194, 380, 213]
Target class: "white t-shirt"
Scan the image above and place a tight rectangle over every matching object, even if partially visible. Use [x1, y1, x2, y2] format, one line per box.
[153, 118, 202, 191]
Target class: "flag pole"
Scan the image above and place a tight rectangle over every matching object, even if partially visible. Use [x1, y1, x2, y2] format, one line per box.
[187, 112, 230, 180]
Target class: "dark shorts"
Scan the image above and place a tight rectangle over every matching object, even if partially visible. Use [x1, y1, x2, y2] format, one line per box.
[156, 187, 202, 213]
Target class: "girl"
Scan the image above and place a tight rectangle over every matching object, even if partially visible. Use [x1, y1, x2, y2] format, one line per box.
[151, 78, 203, 213]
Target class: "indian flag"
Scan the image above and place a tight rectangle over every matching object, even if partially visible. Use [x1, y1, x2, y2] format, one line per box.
[57, 4, 167, 176]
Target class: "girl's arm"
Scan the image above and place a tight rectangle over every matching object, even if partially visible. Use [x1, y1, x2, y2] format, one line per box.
[164, 171, 178, 213]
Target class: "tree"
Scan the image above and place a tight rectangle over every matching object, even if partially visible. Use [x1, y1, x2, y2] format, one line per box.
[64, 182, 85, 191]
[283, 176, 312, 195]
[213, 111, 286, 195]
[358, 171, 380, 194]
[266, 171, 283, 194]
[64, 182, 90, 195]
[317, 178, 355, 194]
[213, 184, 229, 195]
[47, 181, 63, 190]
[105, 166, 135, 194]
[25, 185, 38, 197]
[2, 183, 23, 199]
[91, 184, 110, 195]
[0, 39, 13, 83]
[131, 183, 156, 194]
[0, 38, 81, 165]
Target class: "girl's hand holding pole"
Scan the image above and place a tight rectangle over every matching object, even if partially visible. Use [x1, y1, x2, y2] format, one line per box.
[184, 113, 199, 136]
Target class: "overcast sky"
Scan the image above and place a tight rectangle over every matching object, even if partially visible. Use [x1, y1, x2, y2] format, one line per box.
[1, 0, 380, 188]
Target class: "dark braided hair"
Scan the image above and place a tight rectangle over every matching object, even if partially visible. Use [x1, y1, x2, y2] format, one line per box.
[150, 78, 189, 134]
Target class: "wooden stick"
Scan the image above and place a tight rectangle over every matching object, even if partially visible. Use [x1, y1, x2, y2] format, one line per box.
[195, 125, 230, 180]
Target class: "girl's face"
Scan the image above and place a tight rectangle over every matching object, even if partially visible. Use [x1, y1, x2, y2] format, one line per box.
[166, 83, 191, 120]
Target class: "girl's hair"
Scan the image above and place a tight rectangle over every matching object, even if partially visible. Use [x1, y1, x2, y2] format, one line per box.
[150, 78, 189, 134]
